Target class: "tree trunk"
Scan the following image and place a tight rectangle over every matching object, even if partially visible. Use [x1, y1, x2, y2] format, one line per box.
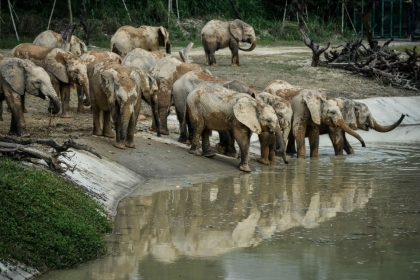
[68, 0, 73, 22]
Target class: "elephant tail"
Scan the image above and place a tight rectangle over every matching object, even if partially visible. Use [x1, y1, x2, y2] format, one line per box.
[167, 90, 174, 117]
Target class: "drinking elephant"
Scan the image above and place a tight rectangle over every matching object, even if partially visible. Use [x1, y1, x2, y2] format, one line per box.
[149, 56, 201, 135]
[121, 48, 169, 71]
[11, 43, 90, 117]
[255, 92, 293, 165]
[201, 19, 257, 66]
[186, 82, 287, 172]
[33, 29, 88, 56]
[0, 58, 60, 136]
[110, 25, 171, 57]
[290, 89, 365, 158]
[89, 61, 160, 148]
[325, 98, 405, 155]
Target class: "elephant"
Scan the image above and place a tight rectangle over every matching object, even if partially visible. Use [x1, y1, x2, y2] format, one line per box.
[110, 25, 171, 57]
[0, 57, 61, 136]
[255, 92, 293, 165]
[121, 48, 169, 71]
[89, 61, 160, 148]
[80, 50, 121, 74]
[33, 29, 88, 56]
[201, 19, 257, 66]
[186, 82, 287, 172]
[149, 56, 202, 135]
[289, 89, 366, 158]
[11, 43, 90, 118]
[325, 98, 405, 155]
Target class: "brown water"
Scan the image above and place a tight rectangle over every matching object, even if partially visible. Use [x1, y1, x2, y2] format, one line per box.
[39, 126, 420, 280]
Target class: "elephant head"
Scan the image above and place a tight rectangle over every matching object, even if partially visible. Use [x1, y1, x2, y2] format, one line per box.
[69, 35, 88, 56]
[229, 19, 257, 52]
[1, 58, 60, 114]
[303, 90, 365, 148]
[45, 48, 90, 106]
[354, 101, 405, 132]
[233, 97, 288, 164]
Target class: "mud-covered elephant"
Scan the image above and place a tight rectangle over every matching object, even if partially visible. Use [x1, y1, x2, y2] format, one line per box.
[149, 56, 201, 135]
[290, 89, 365, 158]
[11, 43, 90, 117]
[326, 98, 405, 155]
[201, 19, 257, 66]
[33, 30, 88, 56]
[89, 61, 160, 148]
[0, 57, 60, 136]
[187, 82, 287, 172]
[110, 25, 171, 57]
[122, 48, 169, 71]
[80, 50, 121, 74]
[255, 92, 293, 165]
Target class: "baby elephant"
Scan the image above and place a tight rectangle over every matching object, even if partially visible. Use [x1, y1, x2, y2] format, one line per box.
[186, 82, 287, 172]
[89, 61, 160, 148]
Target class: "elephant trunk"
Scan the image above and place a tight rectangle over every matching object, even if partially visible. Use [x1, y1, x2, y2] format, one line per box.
[45, 85, 61, 115]
[372, 114, 405, 132]
[165, 42, 171, 54]
[336, 119, 366, 148]
[82, 80, 91, 107]
[151, 95, 161, 137]
[238, 39, 257, 52]
[274, 126, 288, 164]
[120, 107, 132, 141]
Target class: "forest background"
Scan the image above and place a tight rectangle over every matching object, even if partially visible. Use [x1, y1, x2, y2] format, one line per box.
[0, 0, 364, 48]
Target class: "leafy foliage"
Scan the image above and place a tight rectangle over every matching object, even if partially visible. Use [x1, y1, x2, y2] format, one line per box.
[0, 158, 112, 270]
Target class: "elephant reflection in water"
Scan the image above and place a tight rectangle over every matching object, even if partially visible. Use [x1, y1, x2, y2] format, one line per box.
[92, 165, 373, 278]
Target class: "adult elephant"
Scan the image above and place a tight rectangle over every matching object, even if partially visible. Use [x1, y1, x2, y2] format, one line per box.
[0, 58, 60, 136]
[290, 89, 365, 158]
[187, 82, 287, 172]
[201, 19, 257, 66]
[33, 30, 88, 56]
[149, 56, 201, 135]
[89, 61, 160, 148]
[110, 26, 171, 57]
[122, 48, 169, 71]
[255, 92, 293, 165]
[11, 43, 90, 118]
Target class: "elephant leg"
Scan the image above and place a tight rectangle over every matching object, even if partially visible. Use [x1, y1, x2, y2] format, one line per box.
[60, 84, 72, 118]
[328, 128, 344, 156]
[202, 128, 216, 158]
[125, 114, 136, 148]
[233, 127, 251, 172]
[6, 93, 28, 137]
[21, 95, 27, 113]
[258, 132, 271, 165]
[75, 84, 85, 114]
[92, 106, 103, 136]
[151, 108, 169, 135]
[216, 130, 236, 157]
[229, 43, 240, 66]
[294, 125, 307, 159]
[286, 132, 297, 154]
[343, 133, 355, 154]
[178, 121, 190, 144]
[102, 110, 115, 138]
[307, 124, 320, 157]
[0, 100, 3, 121]
[189, 112, 204, 156]
[204, 49, 211, 66]
[113, 110, 125, 149]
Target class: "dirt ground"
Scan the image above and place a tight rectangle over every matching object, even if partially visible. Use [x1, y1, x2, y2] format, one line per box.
[0, 44, 418, 177]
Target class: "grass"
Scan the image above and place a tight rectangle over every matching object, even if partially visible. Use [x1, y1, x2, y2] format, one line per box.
[0, 157, 112, 271]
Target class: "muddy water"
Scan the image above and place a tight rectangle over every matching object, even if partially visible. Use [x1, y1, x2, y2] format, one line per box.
[39, 126, 420, 280]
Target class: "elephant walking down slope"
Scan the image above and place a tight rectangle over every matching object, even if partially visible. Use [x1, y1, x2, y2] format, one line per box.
[201, 19, 257, 66]
[186, 82, 287, 172]
[0, 58, 61, 136]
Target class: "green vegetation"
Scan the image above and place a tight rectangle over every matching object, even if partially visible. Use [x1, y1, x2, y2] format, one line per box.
[0, 157, 112, 270]
[0, 0, 357, 48]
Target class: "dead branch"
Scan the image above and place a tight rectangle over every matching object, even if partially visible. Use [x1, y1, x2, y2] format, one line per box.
[355, 0, 379, 50]
[61, 22, 76, 50]
[0, 137, 102, 173]
[293, 0, 329, 67]
[179, 42, 194, 63]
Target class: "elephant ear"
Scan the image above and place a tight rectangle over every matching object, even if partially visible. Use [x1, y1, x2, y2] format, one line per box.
[233, 97, 262, 134]
[1, 58, 27, 95]
[302, 90, 322, 125]
[229, 19, 243, 42]
[341, 98, 357, 128]
[45, 48, 69, 83]
[158, 26, 169, 46]
[100, 69, 117, 104]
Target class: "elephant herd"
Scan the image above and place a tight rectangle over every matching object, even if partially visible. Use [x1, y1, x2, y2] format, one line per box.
[0, 20, 405, 172]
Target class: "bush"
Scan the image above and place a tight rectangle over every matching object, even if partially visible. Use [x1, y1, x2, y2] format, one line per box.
[0, 158, 112, 270]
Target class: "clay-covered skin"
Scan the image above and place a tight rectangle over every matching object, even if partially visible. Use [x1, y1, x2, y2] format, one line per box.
[33, 30, 88, 56]
[0, 58, 60, 136]
[201, 19, 257, 66]
[186, 82, 285, 172]
[110, 25, 171, 57]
